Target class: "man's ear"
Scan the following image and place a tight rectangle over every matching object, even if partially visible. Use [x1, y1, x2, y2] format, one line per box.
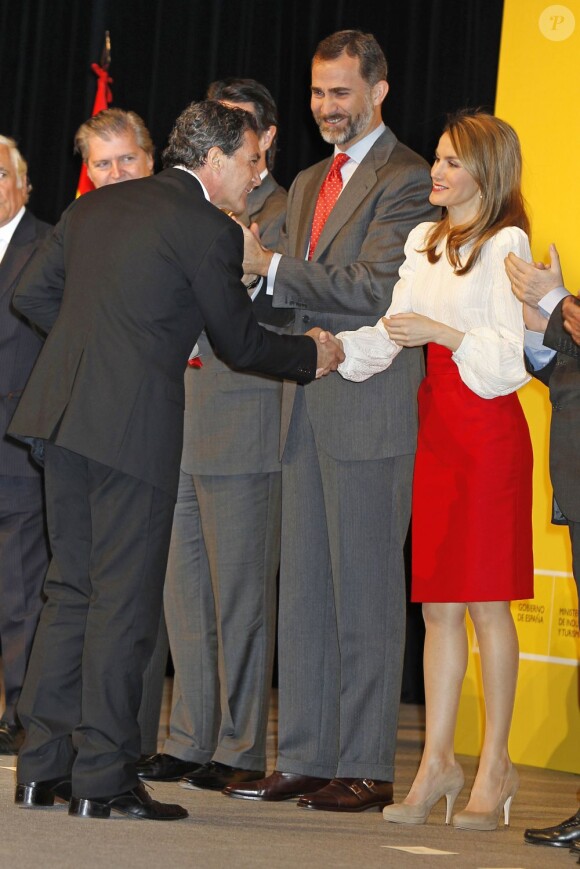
[258, 125, 277, 153]
[207, 145, 224, 172]
[372, 80, 389, 106]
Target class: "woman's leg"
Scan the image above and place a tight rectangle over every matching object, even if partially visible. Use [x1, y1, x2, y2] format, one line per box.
[463, 600, 518, 812]
[404, 602, 467, 804]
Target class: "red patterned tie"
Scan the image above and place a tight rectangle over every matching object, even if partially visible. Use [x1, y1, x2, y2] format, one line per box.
[308, 152, 350, 260]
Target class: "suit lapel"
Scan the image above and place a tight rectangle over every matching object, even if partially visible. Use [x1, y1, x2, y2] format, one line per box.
[0, 211, 39, 301]
[247, 173, 276, 220]
[294, 159, 330, 259]
[311, 128, 398, 262]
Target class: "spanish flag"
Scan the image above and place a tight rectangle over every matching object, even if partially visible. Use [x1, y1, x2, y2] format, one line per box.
[76, 63, 113, 197]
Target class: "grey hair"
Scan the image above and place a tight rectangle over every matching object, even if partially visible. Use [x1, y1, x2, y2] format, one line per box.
[162, 100, 257, 170]
[0, 135, 29, 190]
[74, 108, 155, 162]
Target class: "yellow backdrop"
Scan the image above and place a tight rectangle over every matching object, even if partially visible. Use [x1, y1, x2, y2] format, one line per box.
[455, 0, 580, 773]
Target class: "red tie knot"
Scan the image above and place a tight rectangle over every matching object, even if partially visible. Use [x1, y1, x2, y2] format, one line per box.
[331, 152, 350, 174]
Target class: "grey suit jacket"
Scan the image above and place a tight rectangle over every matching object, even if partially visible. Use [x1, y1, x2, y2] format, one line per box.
[182, 174, 288, 476]
[272, 126, 439, 459]
[533, 299, 580, 522]
[0, 209, 52, 477]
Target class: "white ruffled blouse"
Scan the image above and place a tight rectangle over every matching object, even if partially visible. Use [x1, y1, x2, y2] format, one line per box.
[337, 221, 532, 399]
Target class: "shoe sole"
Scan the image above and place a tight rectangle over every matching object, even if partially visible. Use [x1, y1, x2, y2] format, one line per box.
[69, 797, 188, 821]
[224, 791, 304, 801]
[298, 801, 390, 812]
[524, 839, 575, 848]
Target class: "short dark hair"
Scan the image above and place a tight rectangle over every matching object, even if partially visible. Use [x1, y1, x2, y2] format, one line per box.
[314, 30, 387, 85]
[162, 100, 258, 170]
[74, 108, 155, 161]
[207, 78, 278, 170]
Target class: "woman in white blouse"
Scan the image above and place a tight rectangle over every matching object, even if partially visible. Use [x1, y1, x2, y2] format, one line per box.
[334, 111, 533, 831]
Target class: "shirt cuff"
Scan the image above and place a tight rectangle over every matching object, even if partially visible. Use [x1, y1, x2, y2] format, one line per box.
[524, 329, 557, 370]
[266, 252, 282, 296]
[538, 286, 570, 318]
[249, 278, 263, 301]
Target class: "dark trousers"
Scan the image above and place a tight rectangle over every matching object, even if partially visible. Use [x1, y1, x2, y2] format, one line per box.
[570, 520, 579, 597]
[16, 444, 175, 797]
[0, 474, 49, 725]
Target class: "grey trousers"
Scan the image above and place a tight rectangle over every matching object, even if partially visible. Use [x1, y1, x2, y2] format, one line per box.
[277, 390, 414, 781]
[163, 468, 280, 770]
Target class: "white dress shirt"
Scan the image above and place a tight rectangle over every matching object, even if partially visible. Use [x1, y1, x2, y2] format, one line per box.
[0, 206, 26, 264]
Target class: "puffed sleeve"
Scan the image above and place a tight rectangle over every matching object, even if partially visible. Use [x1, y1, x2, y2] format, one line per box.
[451, 227, 532, 398]
[337, 222, 429, 382]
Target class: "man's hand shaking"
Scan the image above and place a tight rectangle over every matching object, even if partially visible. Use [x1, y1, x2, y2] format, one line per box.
[305, 328, 345, 378]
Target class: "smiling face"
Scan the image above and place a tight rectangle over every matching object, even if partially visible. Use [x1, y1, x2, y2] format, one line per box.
[0, 143, 28, 227]
[86, 128, 154, 187]
[430, 132, 481, 226]
[212, 129, 262, 214]
[310, 51, 387, 148]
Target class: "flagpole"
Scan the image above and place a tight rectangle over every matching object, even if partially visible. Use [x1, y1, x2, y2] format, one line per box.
[76, 32, 113, 197]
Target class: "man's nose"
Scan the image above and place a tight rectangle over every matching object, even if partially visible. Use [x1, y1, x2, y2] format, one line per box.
[320, 94, 337, 116]
[110, 160, 122, 179]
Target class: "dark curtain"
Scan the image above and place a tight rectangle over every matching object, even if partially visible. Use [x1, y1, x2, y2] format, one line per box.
[1, 0, 504, 225]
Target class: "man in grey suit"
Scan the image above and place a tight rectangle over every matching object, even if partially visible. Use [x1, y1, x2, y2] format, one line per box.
[226, 31, 437, 811]
[9, 101, 342, 821]
[0, 136, 51, 755]
[137, 80, 291, 790]
[506, 246, 580, 854]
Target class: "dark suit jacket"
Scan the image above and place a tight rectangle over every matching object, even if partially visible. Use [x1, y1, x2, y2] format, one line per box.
[0, 209, 52, 477]
[183, 174, 288, 476]
[531, 298, 580, 522]
[8, 169, 316, 497]
[272, 126, 438, 459]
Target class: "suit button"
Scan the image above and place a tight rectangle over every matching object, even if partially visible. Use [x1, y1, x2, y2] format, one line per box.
[302, 315, 310, 323]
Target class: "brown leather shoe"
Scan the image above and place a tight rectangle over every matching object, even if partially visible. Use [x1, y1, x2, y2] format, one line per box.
[223, 770, 331, 801]
[297, 777, 393, 812]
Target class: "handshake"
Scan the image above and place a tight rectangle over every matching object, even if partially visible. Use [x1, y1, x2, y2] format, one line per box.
[305, 327, 345, 378]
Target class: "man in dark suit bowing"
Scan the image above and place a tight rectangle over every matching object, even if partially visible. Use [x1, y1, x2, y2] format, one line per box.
[8, 100, 343, 821]
[139, 79, 292, 790]
[0, 136, 51, 755]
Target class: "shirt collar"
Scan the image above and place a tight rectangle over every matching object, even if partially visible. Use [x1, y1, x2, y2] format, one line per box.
[335, 122, 386, 166]
[0, 206, 26, 244]
[174, 165, 211, 201]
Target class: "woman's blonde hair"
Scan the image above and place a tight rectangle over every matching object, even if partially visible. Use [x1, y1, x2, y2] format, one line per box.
[422, 110, 530, 275]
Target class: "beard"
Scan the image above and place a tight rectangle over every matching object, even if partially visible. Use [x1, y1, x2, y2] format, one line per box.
[315, 95, 374, 145]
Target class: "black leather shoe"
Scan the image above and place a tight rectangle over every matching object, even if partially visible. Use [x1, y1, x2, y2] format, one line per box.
[571, 839, 580, 854]
[223, 770, 331, 801]
[180, 761, 264, 792]
[69, 782, 188, 820]
[524, 810, 580, 847]
[0, 721, 25, 755]
[15, 777, 72, 806]
[136, 752, 204, 782]
[297, 777, 393, 812]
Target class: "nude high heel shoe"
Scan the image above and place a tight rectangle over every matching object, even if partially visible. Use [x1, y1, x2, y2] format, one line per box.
[383, 763, 464, 825]
[452, 764, 519, 832]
